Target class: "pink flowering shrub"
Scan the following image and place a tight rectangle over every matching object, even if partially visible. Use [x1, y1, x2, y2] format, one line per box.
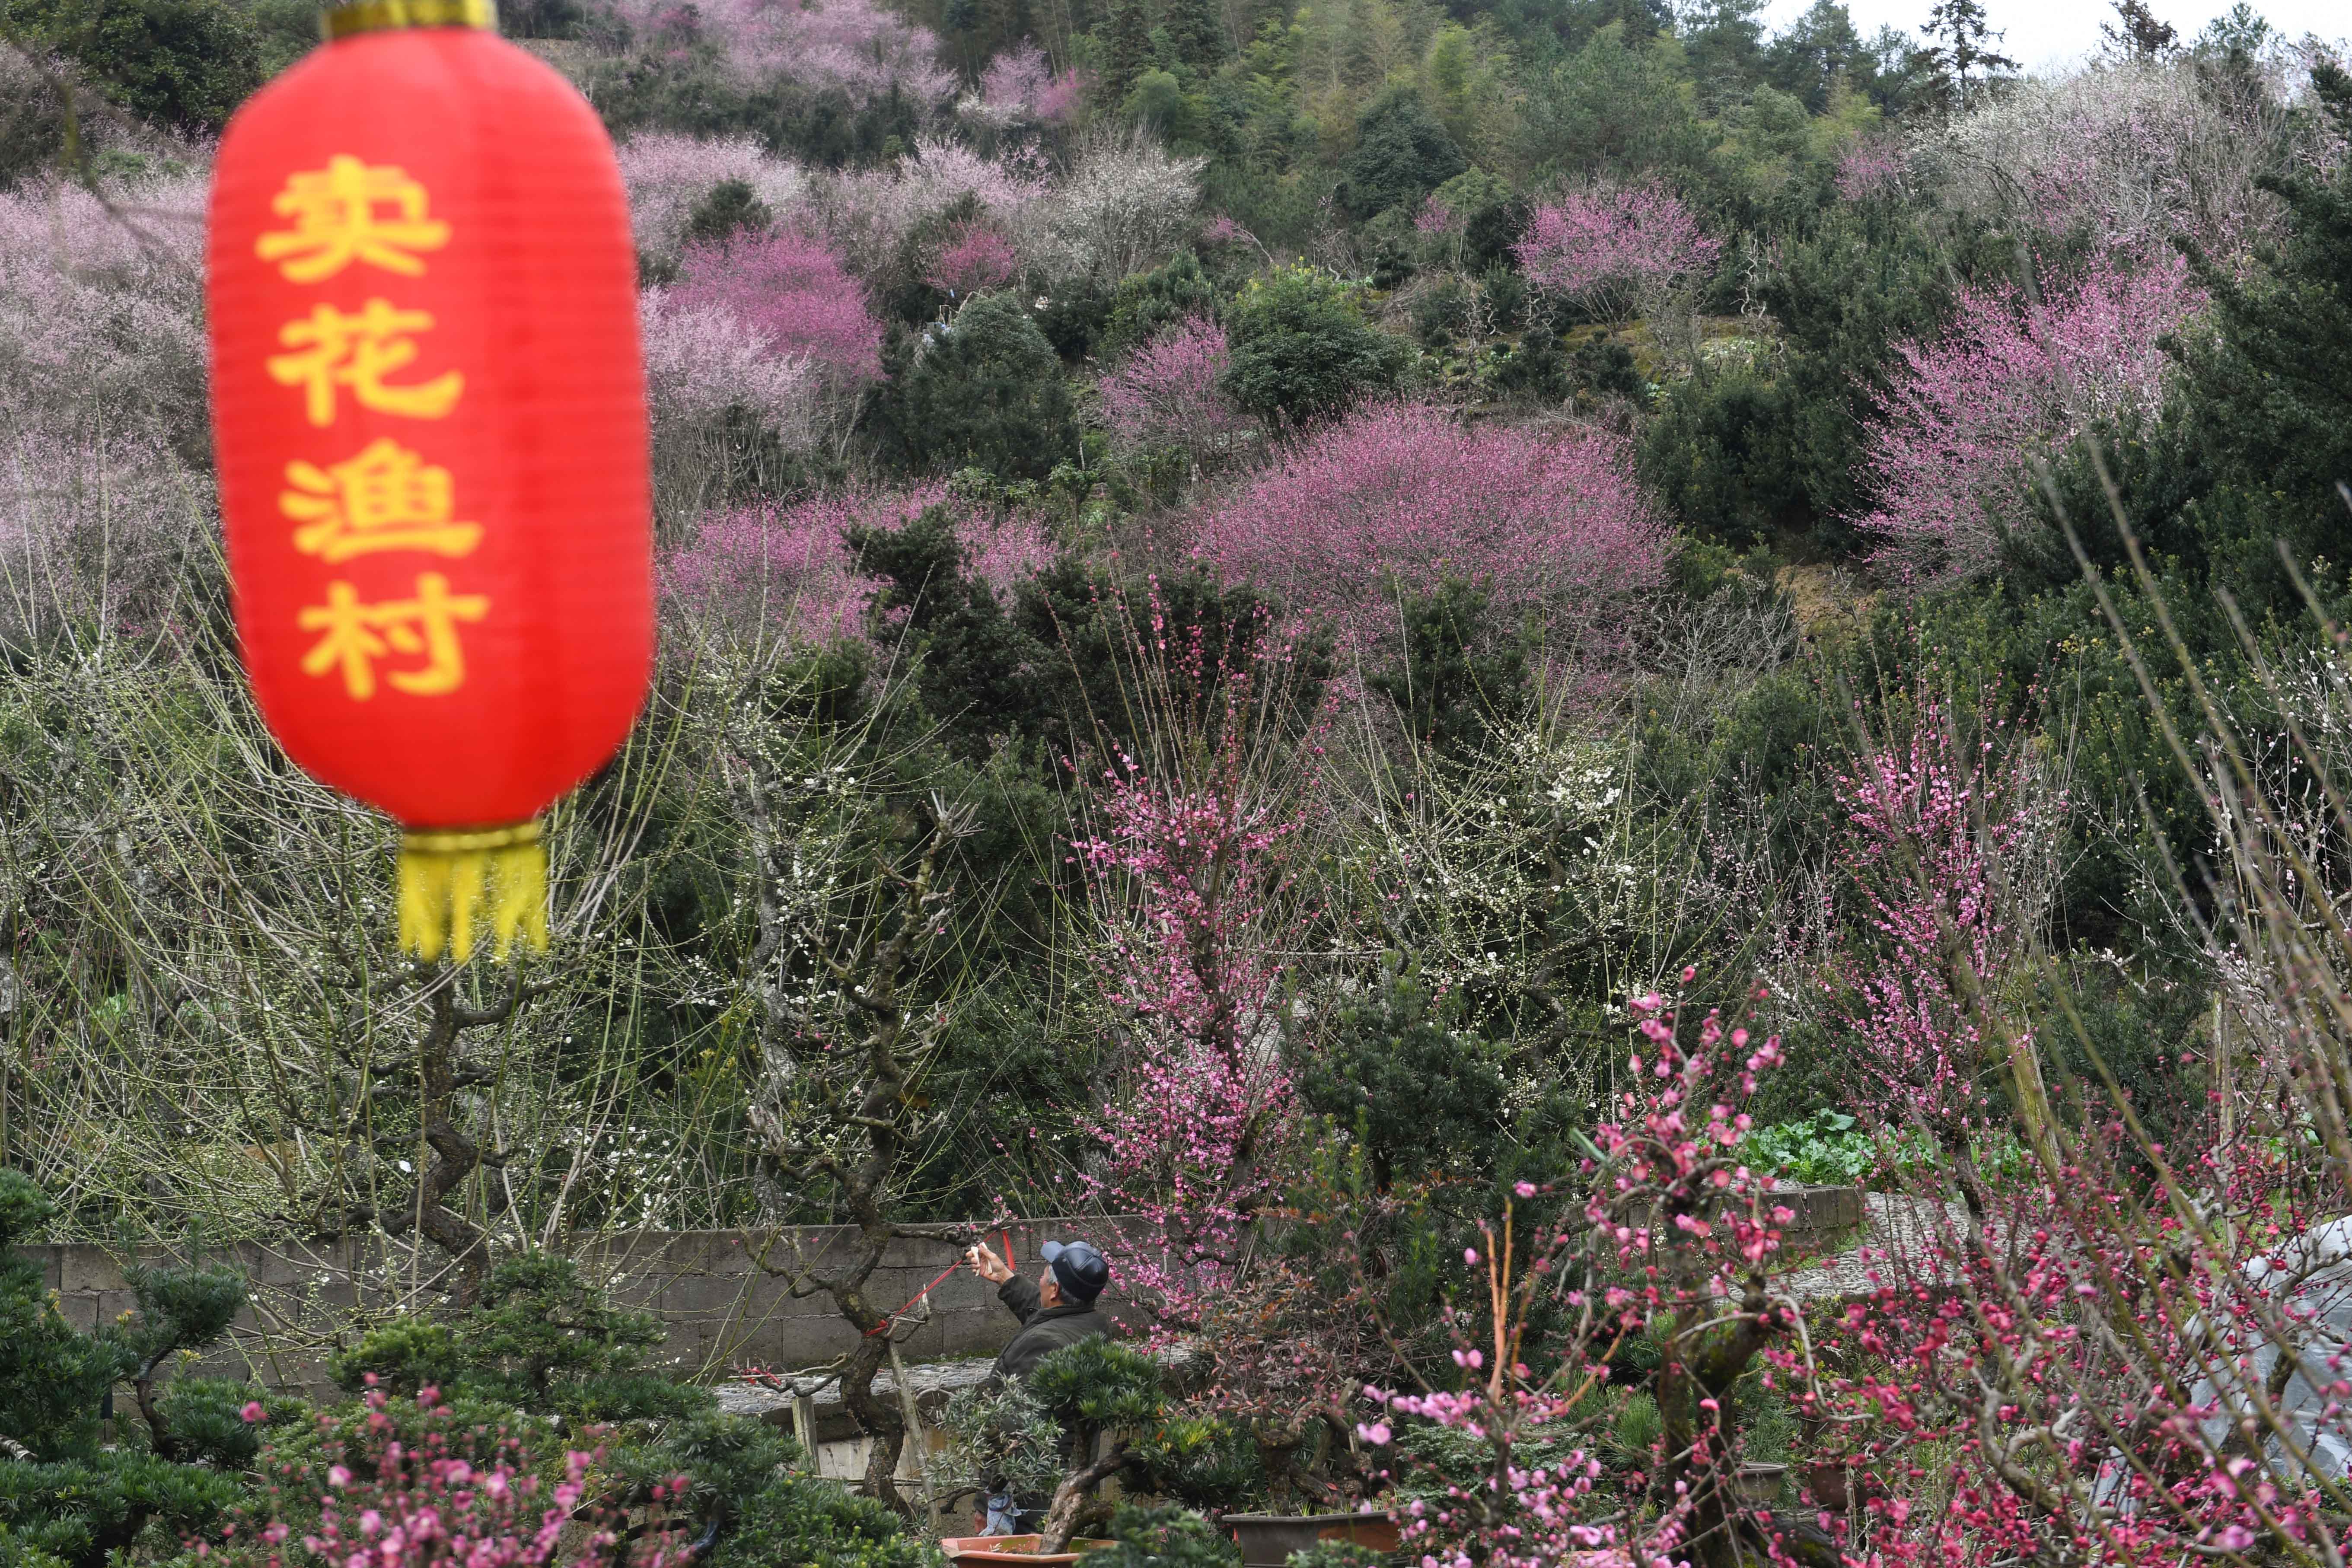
[672, 231, 882, 382]
[1757, 651, 2352, 1568]
[662, 487, 1050, 647]
[975, 42, 1079, 125]
[1342, 949, 2352, 1568]
[1820, 701, 2062, 1149]
[614, 133, 807, 268]
[637, 293, 822, 520]
[1357, 982, 1801, 1568]
[1512, 182, 1719, 322]
[1097, 315, 1251, 459]
[611, 0, 953, 105]
[1835, 135, 1908, 200]
[925, 221, 1020, 297]
[1858, 249, 2205, 586]
[248, 1385, 682, 1568]
[1794, 1112, 2352, 1568]
[639, 231, 880, 504]
[1074, 740, 1308, 1331]
[1189, 404, 1670, 661]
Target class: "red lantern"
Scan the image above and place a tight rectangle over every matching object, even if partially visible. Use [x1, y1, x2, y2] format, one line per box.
[207, 0, 653, 963]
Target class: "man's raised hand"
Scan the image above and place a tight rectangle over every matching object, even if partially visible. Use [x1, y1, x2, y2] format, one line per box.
[966, 1242, 1014, 1283]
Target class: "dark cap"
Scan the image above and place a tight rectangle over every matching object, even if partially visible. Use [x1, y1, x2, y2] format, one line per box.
[1039, 1239, 1109, 1303]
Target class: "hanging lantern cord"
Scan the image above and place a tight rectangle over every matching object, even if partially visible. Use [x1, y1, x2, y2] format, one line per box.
[398, 819, 549, 964]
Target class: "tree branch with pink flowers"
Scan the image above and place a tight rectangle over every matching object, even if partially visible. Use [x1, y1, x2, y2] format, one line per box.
[1071, 741, 1309, 1332]
[1353, 979, 1829, 1568]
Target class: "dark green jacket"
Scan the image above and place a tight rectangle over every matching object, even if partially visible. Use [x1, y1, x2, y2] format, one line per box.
[991, 1276, 1108, 1381]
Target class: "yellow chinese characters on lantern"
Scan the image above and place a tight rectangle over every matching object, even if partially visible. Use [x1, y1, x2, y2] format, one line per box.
[256, 156, 485, 703]
[255, 155, 449, 282]
[299, 574, 489, 700]
[281, 440, 481, 562]
[268, 300, 464, 427]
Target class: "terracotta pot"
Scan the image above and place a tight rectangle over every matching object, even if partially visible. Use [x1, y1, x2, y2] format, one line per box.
[1224, 1511, 1401, 1568]
[1804, 1461, 1851, 1511]
[940, 1535, 1116, 1565]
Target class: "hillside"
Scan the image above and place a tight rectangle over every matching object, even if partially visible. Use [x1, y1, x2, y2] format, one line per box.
[3, 0, 2352, 1562]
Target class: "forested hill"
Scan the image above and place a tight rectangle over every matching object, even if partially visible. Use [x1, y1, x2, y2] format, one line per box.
[1, 0, 2349, 1266]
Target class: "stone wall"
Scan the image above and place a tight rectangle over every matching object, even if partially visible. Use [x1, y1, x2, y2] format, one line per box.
[25, 1218, 1145, 1397]
[24, 1187, 1864, 1397]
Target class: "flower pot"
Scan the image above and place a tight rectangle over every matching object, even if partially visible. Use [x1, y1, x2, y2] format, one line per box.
[1804, 1461, 1851, 1512]
[1736, 1461, 1788, 1504]
[940, 1535, 1116, 1565]
[1224, 1511, 1400, 1568]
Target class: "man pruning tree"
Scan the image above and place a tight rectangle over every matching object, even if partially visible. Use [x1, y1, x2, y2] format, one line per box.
[966, 1238, 1111, 1380]
[964, 1239, 1117, 1536]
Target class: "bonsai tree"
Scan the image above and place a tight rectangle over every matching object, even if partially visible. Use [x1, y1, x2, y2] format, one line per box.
[323, 1251, 933, 1568]
[0, 1171, 276, 1568]
[327, 1256, 717, 1545]
[938, 1339, 1255, 1552]
[329, 1252, 678, 1411]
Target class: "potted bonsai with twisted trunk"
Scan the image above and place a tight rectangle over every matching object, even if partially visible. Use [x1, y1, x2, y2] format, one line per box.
[937, 1338, 1256, 1557]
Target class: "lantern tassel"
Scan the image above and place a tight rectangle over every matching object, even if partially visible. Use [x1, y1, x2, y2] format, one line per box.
[398, 821, 549, 963]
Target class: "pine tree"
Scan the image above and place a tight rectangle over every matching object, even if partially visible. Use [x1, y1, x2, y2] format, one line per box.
[1921, 0, 2014, 108]
[1160, 0, 1223, 68]
[890, 292, 1079, 479]
[0, 1173, 259, 1568]
[1097, 0, 1154, 108]
[2099, 0, 2177, 60]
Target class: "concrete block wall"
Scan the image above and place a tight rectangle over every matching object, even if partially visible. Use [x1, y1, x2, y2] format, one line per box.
[24, 1190, 1864, 1398]
[25, 1217, 1144, 1398]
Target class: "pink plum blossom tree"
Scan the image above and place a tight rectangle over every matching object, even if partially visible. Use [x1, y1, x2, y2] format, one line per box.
[924, 220, 1020, 297]
[661, 486, 1049, 650]
[1834, 135, 1908, 201]
[611, 0, 955, 105]
[637, 288, 819, 513]
[0, 169, 211, 640]
[1072, 739, 1308, 1331]
[974, 41, 1080, 125]
[1794, 1135, 2352, 1568]
[1512, 181, 1720, 324]
[1355, 982, 1807, 1568]
[251, 1384, 683, 1568]
[1096, 314, 1252, 461]
[638, 230, 881, 516]
[671, 230, 883, 382]
[1857, 249, 2205, 586]
[1819, 696, 2065, 1182]
[614, 133, 806, 269]
[1189, 403, 1670, 663]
